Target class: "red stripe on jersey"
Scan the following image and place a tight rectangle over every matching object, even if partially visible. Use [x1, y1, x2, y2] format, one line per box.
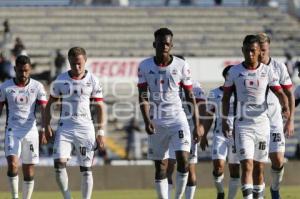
[92, 98, 103, 102]
[182, 84, 193, 90]
[223, 86, 233, 91]
[37, 100, 48, 105]
[281, 84, 293, 89]
[270, 85, 282, 92]
[196, 98, 205, 103]
[137, 82, 148, 88]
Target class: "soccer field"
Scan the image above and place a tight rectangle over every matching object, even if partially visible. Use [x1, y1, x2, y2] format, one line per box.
[0, 186, 298, 199]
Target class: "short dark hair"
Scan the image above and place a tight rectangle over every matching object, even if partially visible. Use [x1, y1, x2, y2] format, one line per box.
[154, 28, 173, 38]
[243, 35, 260, 46]
[68, 47, 86, 59]
[222, 65, 233, 79]
[16, 55, 31, 66]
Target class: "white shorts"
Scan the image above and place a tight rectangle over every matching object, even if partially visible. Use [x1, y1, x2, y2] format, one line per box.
[235, 120, 269, 163]
[5, 127, 39, 164]
[148, 120, 191, 160]
[169, 141, 198, 164]
[211, 135, 239, 164]
[269, 125, 285, 153]
[53, 126, 96, 167]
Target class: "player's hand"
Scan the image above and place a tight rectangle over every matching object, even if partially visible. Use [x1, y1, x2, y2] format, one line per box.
[96, 135, 105, 152]
[222, 119, 230, 138]
[39, 128, 48, 145]
[193, 125, 204, 144]
[284, 119, 294, 138]
[200, 136, 208, 151]
[282, 106, 290, 119]
[145, 121, 155, 135]
[45, 125, 53, 141]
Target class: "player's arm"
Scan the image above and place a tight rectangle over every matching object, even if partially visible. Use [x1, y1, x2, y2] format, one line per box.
[282, 86, 295, 137]
[200, 105, 215, 151]
[222, 87, 233, 138]
[93, 100, 105, 151]
[45, 96, 60, 141]
[138, 85, 154, 135]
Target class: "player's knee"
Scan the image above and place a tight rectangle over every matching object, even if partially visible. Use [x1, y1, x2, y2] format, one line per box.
[187, 172, 197, 186]
[7, 170, 18, 177]
[24, 175, 34, 181]
[213, 168, 224, 177]
[80, 166, 91, 172]
[7, 161, 18, 174]
[54, 161, 66, 170]
[271, 157, 284, 169]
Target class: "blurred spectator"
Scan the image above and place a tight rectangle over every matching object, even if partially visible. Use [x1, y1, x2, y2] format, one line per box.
[164, 0, 170, 6]
[180, 0, 192, 5]
[215, 0, 222, 6]
[11, 37, 27, 58]
[54, 49, 66, 76]
[284, 51, 295, 77]
[0, 19, 13, 58]
[124, 117, 141, 160]
[248, 0, 270, 6]
[0, 52, 14, 82]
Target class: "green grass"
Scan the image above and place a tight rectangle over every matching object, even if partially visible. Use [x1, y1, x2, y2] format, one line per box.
[0, 186, 299, 199]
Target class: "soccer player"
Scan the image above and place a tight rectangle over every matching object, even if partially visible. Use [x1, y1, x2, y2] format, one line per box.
[222, 35, 290, 199]
[167, 78, 206, 199]
[200, 65, 240, 199]
[45, 47, 105, 199]
[0, 55, 48, 199]
[138, 28, 204, 199]
[257, 33, 295, 199]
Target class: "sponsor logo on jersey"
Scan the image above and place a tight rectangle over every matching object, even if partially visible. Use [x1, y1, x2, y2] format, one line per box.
[172, 69, 177, 75]
[149, 70, 155, 74]
[248, 73, 256, 76]
[238, 73, 245, 77]
[159, 70, 166, 74]
[8, 89, 16, 94]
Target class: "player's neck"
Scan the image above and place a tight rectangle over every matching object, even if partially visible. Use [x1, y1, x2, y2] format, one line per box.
[243, 61, 260, 70]
[69, 70, 86, 80]
[261, 57, 271, 65]
[14, 78, 29, 87]
[154, 55, 172, 67]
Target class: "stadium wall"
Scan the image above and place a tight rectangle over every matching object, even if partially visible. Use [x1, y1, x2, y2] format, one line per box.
[0, 161, 299, 191]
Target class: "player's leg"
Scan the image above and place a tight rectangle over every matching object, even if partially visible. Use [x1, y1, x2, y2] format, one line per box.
[252, 161, 265, 199]
[21, 134, 39, 199]
[7, 155, 20, 199]
[228, 139, 240, 199]
[211, 136, 228, 199]
[235, 125, 255, 199]
[5, 134, 21, 199]
[148, 124, 170, 199]
[75, 131, 96, 199]
[269, 126, 285, 199]
[172, 121, 191, 199]
[167, 158, 176, 199]
[53, 133, 72, 199]
[185, 163, 196, 199]
[185, 142, 198, 199]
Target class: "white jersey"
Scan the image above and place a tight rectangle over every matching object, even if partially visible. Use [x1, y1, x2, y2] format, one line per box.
[224, 62, 280, 124]
[137, 56, 193, 125]
[0, 78, 47, 134]
[207, 87, 234, 135]
[267, 58, 292, 126]
[181, 80, 206, 124]
[51, 70, 103, 129]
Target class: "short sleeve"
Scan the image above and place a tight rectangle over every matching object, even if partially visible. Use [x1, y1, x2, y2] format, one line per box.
[268, 68, 281, 91]
[181, 62, 193, 90]
[279, 63, 293, 89]
[223, 68, 234, 91]
[137, 63, 147, 88]
[36, 83, 48, 105]
[91, 77, 103, 102]
[0, 85, 6, 102]
[50, 79, 61, 98]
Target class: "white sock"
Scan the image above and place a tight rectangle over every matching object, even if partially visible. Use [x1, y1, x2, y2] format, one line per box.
[155, 178, 168, 199]
[242, 184, 253, 199]
[175, 171, 189, 199]
[168, 183, 173, 199]
[185, 185, 196, 199]
[228, 177, 239, 199]
[253, 183, 265, 199]
[22, 180, 34, 199]
[55, 168, 71, 199]
[271, 166, 284, 191]
[81, 171, 93, 199]
[8, 175, 19, 199]
[213, 173, 224, 193]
